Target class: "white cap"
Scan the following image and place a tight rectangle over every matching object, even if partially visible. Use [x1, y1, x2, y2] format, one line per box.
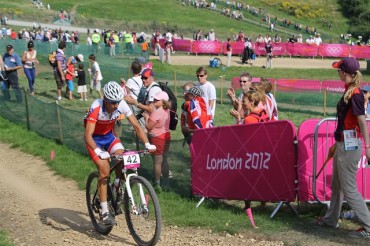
[77, 54, 84, 62]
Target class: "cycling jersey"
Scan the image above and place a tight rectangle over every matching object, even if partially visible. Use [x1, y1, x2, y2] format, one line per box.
[85, 99, 132, 135]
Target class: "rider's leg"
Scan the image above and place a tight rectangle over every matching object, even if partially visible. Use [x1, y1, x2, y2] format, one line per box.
[94, 158, 110, 214]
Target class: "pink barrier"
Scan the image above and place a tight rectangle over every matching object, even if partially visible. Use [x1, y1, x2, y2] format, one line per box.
[222, 41, 245, 55]
[190, 121, 297, 202]
[254, 42, 286, 56]
[321, 80, 345, 94]
[285, 43, 318, 57]
[297, 118, 370, 202]
[192, 41, 223, 54]
[172, 39, 192, 53]
[318, 44, 351, 58]
[276, 79, 321, 92]
[350, 45, 370, 59]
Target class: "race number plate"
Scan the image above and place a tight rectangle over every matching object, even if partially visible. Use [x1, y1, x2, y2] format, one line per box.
[122, 151, 141, 169]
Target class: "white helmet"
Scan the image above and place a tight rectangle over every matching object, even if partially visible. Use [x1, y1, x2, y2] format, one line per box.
[103, 81, 124, 102]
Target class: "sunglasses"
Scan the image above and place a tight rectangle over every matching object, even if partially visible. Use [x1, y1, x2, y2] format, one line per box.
[197, 74, 205, 78]
[107, 100, 121, 105]
[141, 76, 149, 80]
[240, 80, 250, 83]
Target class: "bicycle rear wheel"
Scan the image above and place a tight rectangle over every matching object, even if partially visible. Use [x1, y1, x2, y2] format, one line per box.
[86, 171, 114, 235]
[124, 176, 162, 246]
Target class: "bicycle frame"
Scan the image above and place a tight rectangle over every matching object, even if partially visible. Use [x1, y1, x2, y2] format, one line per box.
[110, 150, 148, 215]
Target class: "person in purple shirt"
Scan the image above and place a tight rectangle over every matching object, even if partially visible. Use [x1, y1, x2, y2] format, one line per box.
[2, 44, 23, 102]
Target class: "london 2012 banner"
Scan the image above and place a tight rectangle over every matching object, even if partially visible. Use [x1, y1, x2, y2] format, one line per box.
[190, 121, 297, 202]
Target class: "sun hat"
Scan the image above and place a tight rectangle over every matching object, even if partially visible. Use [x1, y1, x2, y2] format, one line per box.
[332, 57, 360, 75]
[154, 91, 169, 101]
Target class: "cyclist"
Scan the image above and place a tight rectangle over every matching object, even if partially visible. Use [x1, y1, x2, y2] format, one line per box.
[84, 81, 156, 226]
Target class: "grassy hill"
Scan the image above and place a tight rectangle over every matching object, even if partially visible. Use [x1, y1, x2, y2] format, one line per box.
[1, 0, 350, 42]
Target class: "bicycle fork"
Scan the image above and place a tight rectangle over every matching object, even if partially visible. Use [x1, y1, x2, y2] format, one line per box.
[125, 174, 147, 215]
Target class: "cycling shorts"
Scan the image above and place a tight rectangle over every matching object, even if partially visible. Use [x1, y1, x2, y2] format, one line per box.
[86, 131, 123, 162]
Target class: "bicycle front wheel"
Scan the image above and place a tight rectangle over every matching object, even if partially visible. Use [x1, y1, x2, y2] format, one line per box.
[86, 171, 113, 235]
[124, 176, 162, 246]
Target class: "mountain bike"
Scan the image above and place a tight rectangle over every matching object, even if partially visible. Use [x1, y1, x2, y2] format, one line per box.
[86, 149, 162, 246]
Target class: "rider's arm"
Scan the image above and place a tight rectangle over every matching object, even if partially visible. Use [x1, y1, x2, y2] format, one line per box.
[127, 114, 150, 144]
[136, 102, 155, 113]
[85, 122, 98, 151]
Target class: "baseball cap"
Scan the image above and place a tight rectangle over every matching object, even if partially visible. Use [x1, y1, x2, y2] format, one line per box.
[362, 85, 370, 92]
[27, 41, 34, 48]
[141, 68, 154, 77]
[77, 54, 84, 62]
[154, 91, 169, 101]
[185, 86, 203, 97]
[135, 57, 146, 64]
[332, 57, 360, 75]
[6, 44, 13, 51]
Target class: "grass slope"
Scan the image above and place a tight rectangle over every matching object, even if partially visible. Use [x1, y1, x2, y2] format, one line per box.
[2, 0, 349, 41]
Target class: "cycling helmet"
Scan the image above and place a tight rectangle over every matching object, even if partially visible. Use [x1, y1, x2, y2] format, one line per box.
[103, 81, 124, 102]
[185, 86, 203, 97]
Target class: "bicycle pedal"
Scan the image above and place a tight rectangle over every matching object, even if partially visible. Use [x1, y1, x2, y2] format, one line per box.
[115, 208, 123, 215]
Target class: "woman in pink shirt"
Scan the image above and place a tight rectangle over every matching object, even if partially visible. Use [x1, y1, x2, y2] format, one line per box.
[143, 91, 171, 192]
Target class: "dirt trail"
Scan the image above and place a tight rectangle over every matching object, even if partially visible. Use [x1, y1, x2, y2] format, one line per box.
[0, 142, 288, 246]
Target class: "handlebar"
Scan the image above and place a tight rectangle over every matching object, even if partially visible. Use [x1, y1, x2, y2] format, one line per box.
[111, 149, 150, 161]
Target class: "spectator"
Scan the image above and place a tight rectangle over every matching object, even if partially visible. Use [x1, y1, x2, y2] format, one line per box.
[143, 91, 172, 192]
[88, 54, 103, 99]
[22, 41, 39, 96]
[76, 63, 87, 101]
[265, 40, 273, 69]
[180, 82, 196, 145]
[314, 33, 323, 46]
[208, 29, 216, 41]
[227, 72, 252, 123]
[316, 57, 370, 239]
[306, 36, 314, 45]
[196, 66, 216, 120]
[141, 38, 149, 58]
[182, 86, 213, 143]
[297, 34, 303, 43]
[226, 38, 232, 67]
[242, 38, 252, 64]
[65, 58, 76, 100]
[264, 34, 271, 43]
[153, 30, 161, 56]
[91, 29, 101, 54]
[2, 44, 23, 102]
[273, 33, 281, 43]
[122, 60, 145, 128]
[261, 78, 278, 120]
[255, 34, 264, 44]
[108, 33, 116, 56]
[53, 41, 67, 101]
[288, 35, 298, 43]
[125, 68, 162, 115]
[362, 85, 370, 118]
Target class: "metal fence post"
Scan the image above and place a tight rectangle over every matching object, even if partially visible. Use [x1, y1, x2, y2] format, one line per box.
[24, 89, 30, 130]
[173, 71, 177, 97]
[220, 75, 224, 104]
[55, 101, 64, 144]
[323, 89, 327, 116]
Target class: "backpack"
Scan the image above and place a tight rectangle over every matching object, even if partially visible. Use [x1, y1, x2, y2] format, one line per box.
[48, 50, 57, 67]
[157, 82, 178, 130]
[249, 109, 269, 123]
[62, 34, 67, 42]
[139, 82, 178, 130]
